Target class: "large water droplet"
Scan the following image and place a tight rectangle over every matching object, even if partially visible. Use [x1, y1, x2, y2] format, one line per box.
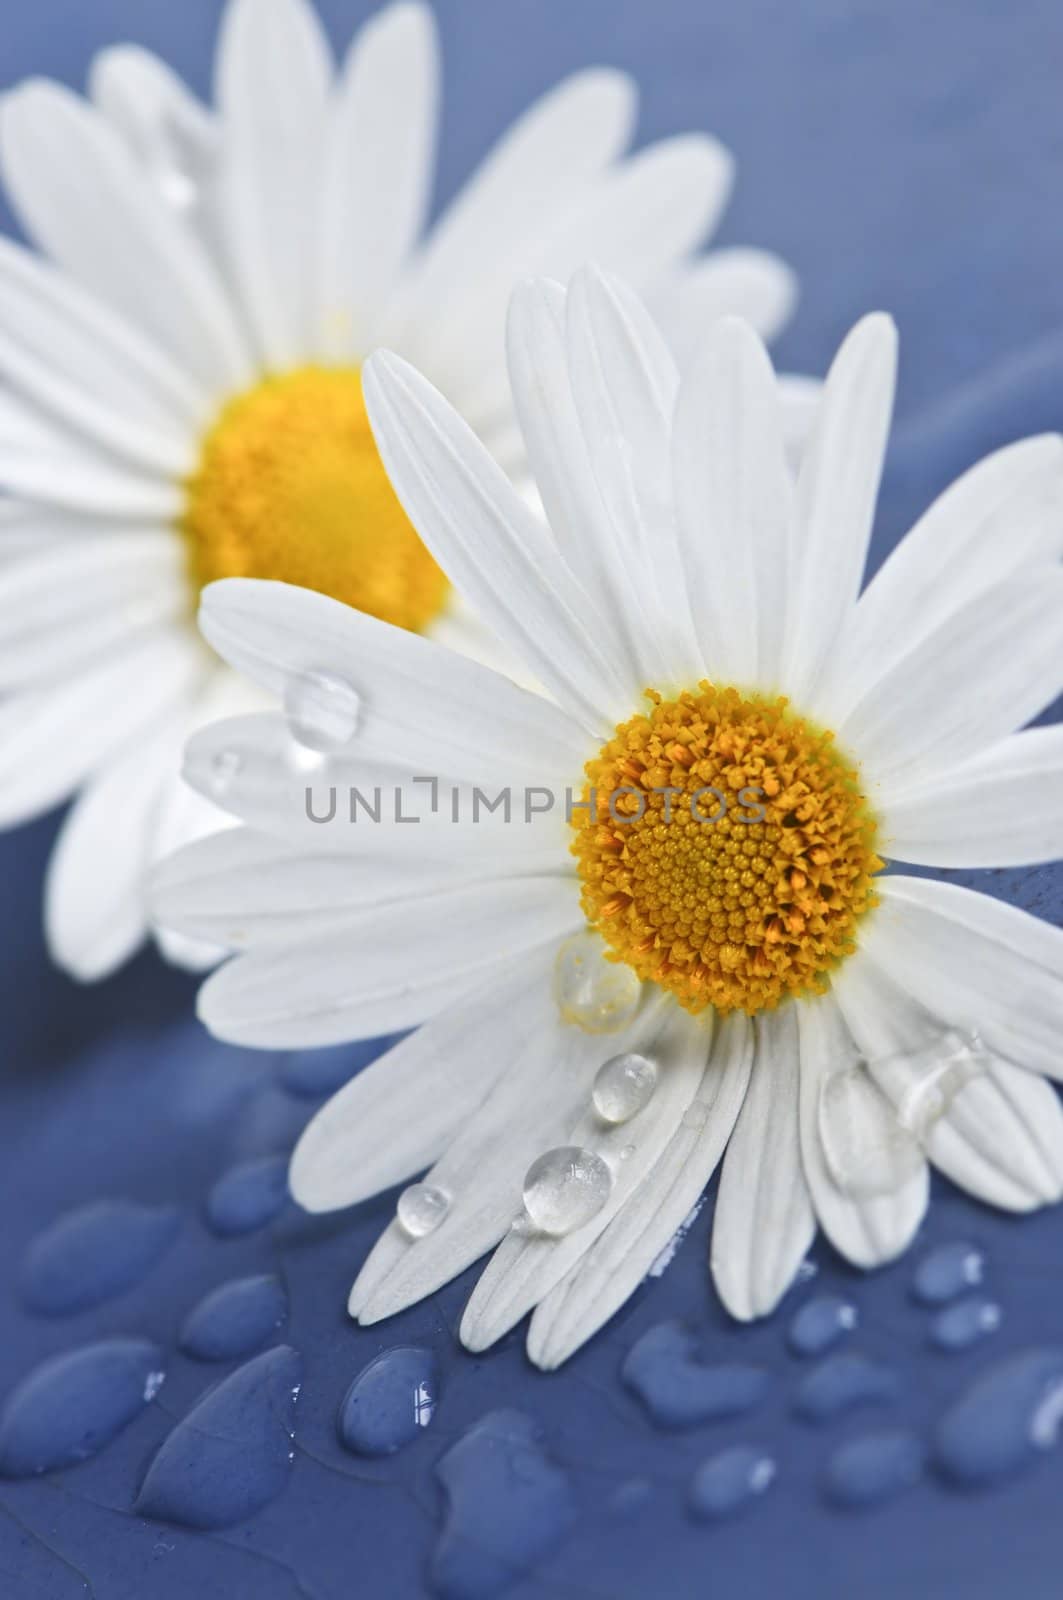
[431, 1410, 575, 1600]
[205, 1154, 289, 1237]
[397, 1183, 450, 1239]
[688, 1445, 776, 1522]
[823, 1429, 924, 1509]
[338, 1347, 438, 1457]
[284, 669, 361, 752]
[930, 1296, 1001, 1353]
[592, 1052, 658, 1123]
[793, 1353, 899, 1423]
[21, 1199, 180, 1317]
[553, 932, 641, 1034]
[622, 1322, 768, 1429]
[879, 1027, 990, 1139]
[0, 1339, 165, 1477]
[788, 1294, 858, 1357]
[522, 1146, 612, 1236]
[912, 1240, 985, 1305]
[135, 1346, 301, 1528]
[935, 1346, 1063, 1486]
[817, 1065, 923, 1197]
[179, 1274, 288, 1363]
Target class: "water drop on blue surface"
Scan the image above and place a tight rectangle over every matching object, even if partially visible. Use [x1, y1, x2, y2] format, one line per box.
[431, 1410, 575, 1600]
[205, 1155, 289, 1236]
[338, 1347, 438, 1457]
[930, 1296, 1002, 1353]
[622, 1322, 769, 1428]
[0, 1338, 165, 1477]
[934, 1346, 1063, 1487]
[135, 1345, 301, 1528]
[689, 1445, 776, 1521]
[179, 1275, 288, 1362]
[823, 1430, 924, 1508]
[793, 1353, 899, 1422]
[912, 1241, 985, 1306]
[21, 1199, 180, 1316]
[788, 1295, 858, 1357]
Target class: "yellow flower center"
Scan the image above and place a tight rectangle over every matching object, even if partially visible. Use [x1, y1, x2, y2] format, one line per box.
[572, 683, 882, 1016]
[181, 366, 449, 632]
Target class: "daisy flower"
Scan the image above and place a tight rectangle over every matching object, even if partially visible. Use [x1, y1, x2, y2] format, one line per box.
[0, 0, 799, 980]
[151, 264, 1063, 1367]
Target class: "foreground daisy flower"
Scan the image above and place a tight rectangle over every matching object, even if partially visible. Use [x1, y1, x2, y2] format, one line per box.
[0, 0, 798, 979]
[152, 266, 1063, 1366]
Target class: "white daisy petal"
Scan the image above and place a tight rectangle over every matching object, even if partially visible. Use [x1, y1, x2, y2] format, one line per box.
[459, 1000, 708, 1354]
[839, 571, 1063, 786]
[0, 79, 252, 393]
[89, 43, 214, 186]
[0, 531, 185, 689]
[198, 577, 586, 785]
[215, 0, 333, 368]
[528, 1011, 753, 1371]
[45, 709, 186, 980]
[710, 1006, 816, 1320]
[856, 876, 1063, 1083]
[291, 951, 556, 1215]
[796, 990, 927, 1270]
[822, 436, 1063, 723]
[362, 350, 632, 732]
[880, 726, 1063, 868]
[672, 315, 795, 687]
[648, 248, 798, 355]
[0, 629, 203, 827]
[317, 1, 438, 360]
[776, 374, 823, 468]
[784, 313, 897, 708]
[196, 880, 580, 1048]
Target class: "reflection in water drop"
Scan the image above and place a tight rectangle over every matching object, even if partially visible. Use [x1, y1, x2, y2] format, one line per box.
[592, 1052, 658, 1123]
[553, 932, 641, 1034]
[912, 1241, 985, 1306]
[930, 1297, 1001, 1353]
[522, 1147, 612, 1236]
[284, 669, 362, 753]
[817, 1065, 923, 1197]
[397, 1183, 450, 1239]
[0, 1339, 166, 1477]
[788, 1295, 858, 1357]
[689, 1445, 776, 1521]
[338, 1347, 439, 1457]
[824, 1429, 924, 1509]
[935, 1347, 1063, 1486]
[877, 1028, 991, 1139]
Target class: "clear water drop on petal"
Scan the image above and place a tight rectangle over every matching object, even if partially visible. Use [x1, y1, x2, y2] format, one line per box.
[284, 669, 361, 753]
[522, 1147, 612, 1236]
[553, 932, 641, 1034]
[396, 1183, 450, 1239]
[878, 1028, 991, 1140]
[817, 1064, 924, 1198]
[592, 1052, 658, 1123]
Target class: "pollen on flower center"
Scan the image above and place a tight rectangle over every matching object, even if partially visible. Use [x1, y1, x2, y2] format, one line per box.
[571, 684, 882, 1016]
[181, 366, 449, 632]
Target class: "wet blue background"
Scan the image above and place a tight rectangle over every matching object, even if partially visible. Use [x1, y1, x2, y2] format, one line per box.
[1, 1, 1062, 1596]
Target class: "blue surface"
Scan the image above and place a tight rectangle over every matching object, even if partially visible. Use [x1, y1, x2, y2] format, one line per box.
[1, 1, 1062, 1597]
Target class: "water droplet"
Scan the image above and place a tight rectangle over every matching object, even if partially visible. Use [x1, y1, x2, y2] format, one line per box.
[788, 1294, 858, 1357]
[135, 1346, 301, 1528]
[431, 1410, 575, 1600]
[680, 1100, 711, 1132]
[930, 1297, 1001, 1353]
[553, 932, 641, 1034]
[793, 1353, 899, 1423]
[21, 1199, 180, 1317]
[688, 1445, 776, 1522]
[817, 1066, 923, 1197]
[205, 1154, 289, 1237]
[877, 1028, 990, 1139]
[522, 1146, 612, 1236]
[0, 1339, 165, 1477]
[622, 1322, 768, 1429]
[338, 1347, 438, 1457]
[209, 749, 242, 796]
[912, 1241, 985, 1305]
[179, 1275, 288, 1363]
[592, 1052, 658, 1123]
[823, 1430, 924, 1509]
[935, 1347, 1063, 1486]
[396, 1183, 450, 1239]
[284, 669, 361, 752]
